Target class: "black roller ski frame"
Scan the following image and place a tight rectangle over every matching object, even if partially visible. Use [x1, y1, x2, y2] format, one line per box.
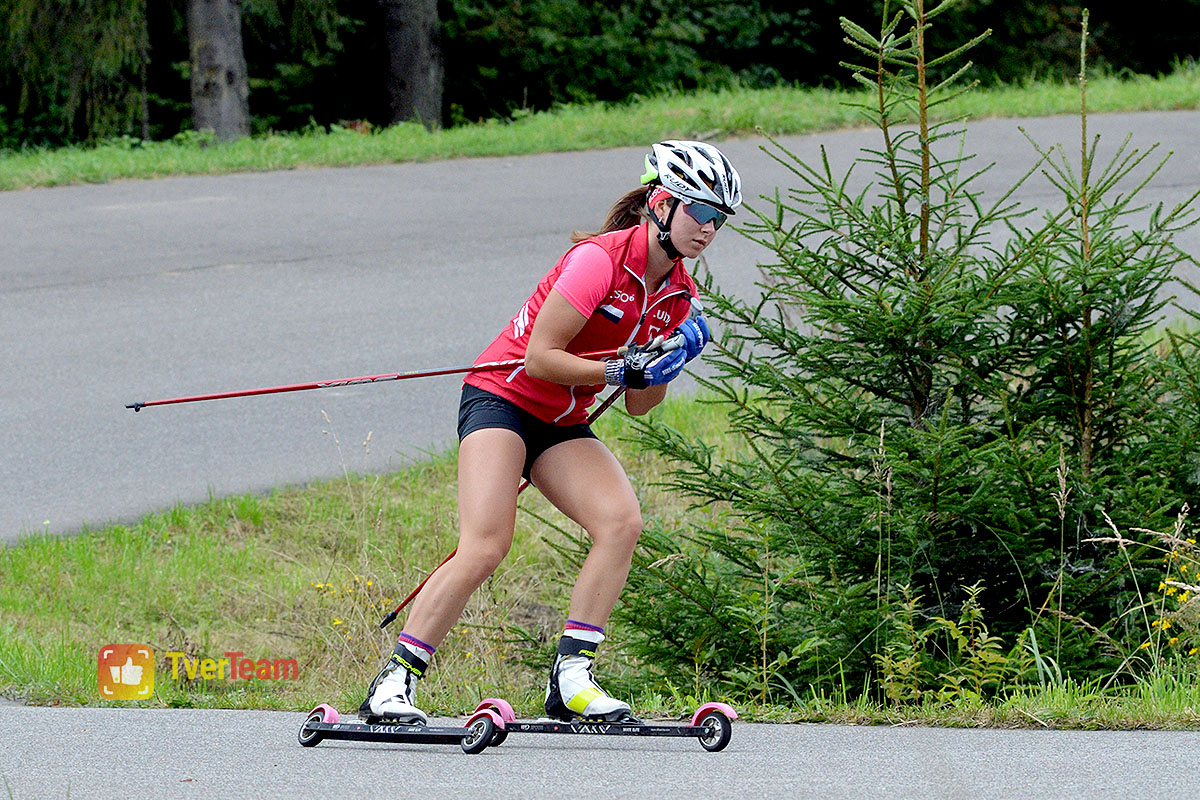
[473, 698, 737, 753]
[297, 704, 502, 754]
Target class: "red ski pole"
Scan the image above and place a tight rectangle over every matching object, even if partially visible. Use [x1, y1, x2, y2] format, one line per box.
[377, 385, 628, 630]
[125, 348, 626, 412]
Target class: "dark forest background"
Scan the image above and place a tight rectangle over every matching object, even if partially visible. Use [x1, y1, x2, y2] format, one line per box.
[1, 0, 1198, 149]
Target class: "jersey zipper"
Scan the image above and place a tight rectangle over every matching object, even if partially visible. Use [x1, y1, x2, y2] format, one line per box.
[621, 261, 692, 346]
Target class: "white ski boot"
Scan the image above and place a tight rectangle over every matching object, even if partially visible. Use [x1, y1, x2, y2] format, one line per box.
[544, 629, 636, 722]
[359, 642, 430, 725]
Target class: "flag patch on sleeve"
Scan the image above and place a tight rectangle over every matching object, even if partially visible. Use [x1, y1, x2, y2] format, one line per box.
[597, 303, 624, 323]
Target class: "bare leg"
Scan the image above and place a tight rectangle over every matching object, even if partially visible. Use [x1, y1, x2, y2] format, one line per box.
[401, 427, 525, 647]
[530, 438, 643, 627]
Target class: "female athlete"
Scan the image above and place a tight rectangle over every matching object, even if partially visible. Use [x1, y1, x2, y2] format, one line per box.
[360, 140, 742, 724]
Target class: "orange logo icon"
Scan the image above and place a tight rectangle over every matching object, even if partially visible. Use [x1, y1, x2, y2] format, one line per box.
[98, 644, 155, 700]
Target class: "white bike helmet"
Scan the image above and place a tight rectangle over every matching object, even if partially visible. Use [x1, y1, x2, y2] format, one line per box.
[641, 140, 742, 215]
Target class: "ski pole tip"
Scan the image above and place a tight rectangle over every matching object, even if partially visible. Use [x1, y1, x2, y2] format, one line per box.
[126, 402, 145, 412]
[379, 610, 399, 630]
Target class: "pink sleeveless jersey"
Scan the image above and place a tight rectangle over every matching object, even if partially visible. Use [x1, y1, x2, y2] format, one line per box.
[464, 223, 698, 425]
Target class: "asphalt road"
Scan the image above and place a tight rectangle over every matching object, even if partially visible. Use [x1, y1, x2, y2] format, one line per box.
[2, 706, 1199, 799]
[2, 111, 1198, 543]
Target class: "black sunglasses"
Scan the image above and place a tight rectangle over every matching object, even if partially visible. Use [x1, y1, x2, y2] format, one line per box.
[679, 200, 728, 230]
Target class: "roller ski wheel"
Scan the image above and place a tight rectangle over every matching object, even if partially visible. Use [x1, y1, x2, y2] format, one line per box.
[696, 709, 733, 752]
[460, 711, 499, 754]
[297, 704, 339, 747]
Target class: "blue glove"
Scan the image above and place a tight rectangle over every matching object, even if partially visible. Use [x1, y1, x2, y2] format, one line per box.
[604, 347, 687, 389]
[674, 317, 710, 362]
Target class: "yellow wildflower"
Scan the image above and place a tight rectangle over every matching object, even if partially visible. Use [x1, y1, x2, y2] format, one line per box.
[1169, 637, 1179, 645]
[333, 619, 342, 626]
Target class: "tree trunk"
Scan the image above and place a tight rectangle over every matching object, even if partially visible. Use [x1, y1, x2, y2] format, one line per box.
[381, 0, 443, 129]
[188, 0, 250, 141]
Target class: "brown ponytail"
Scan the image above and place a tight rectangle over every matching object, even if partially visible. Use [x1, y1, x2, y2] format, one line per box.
[570, 185, 654, 243]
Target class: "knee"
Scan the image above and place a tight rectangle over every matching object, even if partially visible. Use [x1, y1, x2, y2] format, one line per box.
[594, 509, 643, 555]
[455, 532, 513, 584]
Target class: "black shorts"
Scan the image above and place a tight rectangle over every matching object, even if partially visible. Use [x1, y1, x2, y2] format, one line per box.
[457, 384, 599, 481]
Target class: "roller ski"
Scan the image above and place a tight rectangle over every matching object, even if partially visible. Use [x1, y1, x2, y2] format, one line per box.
[298, 641, 504, 753]
[470, 629, 735, 752]
[474, 696, 737, 752]
[296, 702, 503, 754]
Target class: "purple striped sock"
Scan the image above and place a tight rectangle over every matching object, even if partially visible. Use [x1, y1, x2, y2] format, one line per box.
[397, 632, 436, 655]
[564, 619, 604, 634]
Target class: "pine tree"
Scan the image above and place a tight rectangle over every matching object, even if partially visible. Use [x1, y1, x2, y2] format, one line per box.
[616, 0, 1200, 700]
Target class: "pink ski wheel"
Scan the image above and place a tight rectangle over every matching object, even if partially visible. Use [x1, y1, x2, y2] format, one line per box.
[461, 709, 503, 754]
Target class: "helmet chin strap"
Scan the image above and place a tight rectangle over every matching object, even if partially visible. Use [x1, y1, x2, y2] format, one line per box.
[648, 196, 684, 261]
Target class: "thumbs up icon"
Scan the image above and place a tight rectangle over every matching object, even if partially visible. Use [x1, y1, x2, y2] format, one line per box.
[111, 657, 144, 686]
[98, 645, 154, 700]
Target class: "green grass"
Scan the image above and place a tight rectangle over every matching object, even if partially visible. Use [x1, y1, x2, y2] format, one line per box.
[1, 392, 1198, 727]
[1, 64, 1198, 191]
[0, 396, 735, 718]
